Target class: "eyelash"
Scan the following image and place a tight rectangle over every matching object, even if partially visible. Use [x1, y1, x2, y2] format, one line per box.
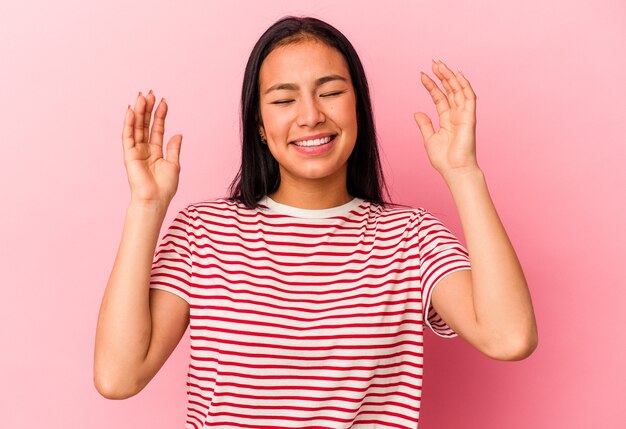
[272, 91, 346, 105]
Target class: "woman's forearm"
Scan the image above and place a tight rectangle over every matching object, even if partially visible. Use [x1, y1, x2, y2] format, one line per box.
[443, 167, 538, 358]
[94, 202, 167, 398]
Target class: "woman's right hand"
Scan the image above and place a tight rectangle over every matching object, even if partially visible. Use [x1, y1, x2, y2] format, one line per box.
[122, 91, 182, 207]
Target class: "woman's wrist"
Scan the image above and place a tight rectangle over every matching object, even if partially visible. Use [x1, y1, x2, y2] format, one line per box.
[441, 164, 484, 187]
[128, 198, 169, 213]
[126, 200, 170, 226]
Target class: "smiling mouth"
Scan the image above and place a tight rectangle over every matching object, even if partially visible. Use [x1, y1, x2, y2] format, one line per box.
[290, 135, 337, 147]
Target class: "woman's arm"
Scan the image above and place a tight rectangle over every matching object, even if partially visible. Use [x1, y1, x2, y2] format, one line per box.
[94, 92, 188, 398]
[94, 202, 189, 399]
[413, 60, 538, 360]
[435, 167, 538, 360]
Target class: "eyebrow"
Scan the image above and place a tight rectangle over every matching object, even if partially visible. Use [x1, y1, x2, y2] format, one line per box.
[263, 74, 348, 95]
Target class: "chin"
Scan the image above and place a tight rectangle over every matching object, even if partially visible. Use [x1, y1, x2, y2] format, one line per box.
[296, 170, 337, 180]
[282, 163, 345, 181]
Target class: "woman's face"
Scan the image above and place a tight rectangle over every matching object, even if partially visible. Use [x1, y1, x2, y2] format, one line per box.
[258, 39, 358, 185]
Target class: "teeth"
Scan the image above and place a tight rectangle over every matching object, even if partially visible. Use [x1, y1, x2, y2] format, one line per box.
[293, 136, 333, 147]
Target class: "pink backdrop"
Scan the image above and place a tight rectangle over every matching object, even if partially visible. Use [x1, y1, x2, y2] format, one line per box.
[1, 0, 624, 427]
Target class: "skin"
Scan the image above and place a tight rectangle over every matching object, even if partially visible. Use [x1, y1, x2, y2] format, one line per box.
[414, 61, 538, 360]
[94, 91, 189, 399]
[94, 42, 537, 401]
[258, 39, 358, 209]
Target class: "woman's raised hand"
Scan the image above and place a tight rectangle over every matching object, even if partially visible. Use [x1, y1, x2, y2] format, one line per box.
[122, 91, 182, 207]
[413, 60, 479, 180]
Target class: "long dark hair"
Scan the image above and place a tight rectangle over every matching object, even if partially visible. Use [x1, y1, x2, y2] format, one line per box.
[226, 15, 395, 209]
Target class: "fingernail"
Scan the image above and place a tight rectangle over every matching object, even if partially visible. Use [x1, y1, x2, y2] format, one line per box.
[138, 91, 142, 97]
[148, 89, 153, 95]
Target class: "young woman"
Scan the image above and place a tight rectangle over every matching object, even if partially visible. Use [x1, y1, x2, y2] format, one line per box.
[95, 15, 537, 429]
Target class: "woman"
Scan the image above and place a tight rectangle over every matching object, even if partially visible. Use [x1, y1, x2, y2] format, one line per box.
[94, 15, 538, 428]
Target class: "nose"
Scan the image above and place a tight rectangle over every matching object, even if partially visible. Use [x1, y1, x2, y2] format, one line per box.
[296, 94, 326, 127]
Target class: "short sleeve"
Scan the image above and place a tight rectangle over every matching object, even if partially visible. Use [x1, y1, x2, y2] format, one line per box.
[149, 205, 194, 304]
[417, 209, 472, 338]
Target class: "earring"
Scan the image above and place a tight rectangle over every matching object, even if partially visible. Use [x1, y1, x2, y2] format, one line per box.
[259, 129, 267, 144]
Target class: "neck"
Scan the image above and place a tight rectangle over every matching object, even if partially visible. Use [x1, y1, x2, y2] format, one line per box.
[268, 168, 352, 210]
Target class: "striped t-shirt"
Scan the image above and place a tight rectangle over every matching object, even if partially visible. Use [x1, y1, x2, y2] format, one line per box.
[149, 195, 471, 429]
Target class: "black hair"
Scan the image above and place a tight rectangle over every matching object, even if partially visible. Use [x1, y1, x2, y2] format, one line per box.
[226, 15, 397, 209]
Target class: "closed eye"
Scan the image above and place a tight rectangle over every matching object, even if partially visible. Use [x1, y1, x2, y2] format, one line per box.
[321, 91, 346, 97]
[271, 91, 347, 105]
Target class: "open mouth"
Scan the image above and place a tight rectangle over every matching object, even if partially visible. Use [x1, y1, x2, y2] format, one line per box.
[289, 135, 337, 155]
[290, 135, 337, 147]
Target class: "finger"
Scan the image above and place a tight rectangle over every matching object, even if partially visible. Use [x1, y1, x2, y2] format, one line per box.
[420, 71, 449, 118]
[165, 134, 182, 167]
[142, 90, 156, 144]
[456, 71, 477, 113]
[432, 61, 457, 109]
[413, 111, 435, 143]
[149, 97, 168, 149]
[122, 105, 135, 151]
[133, 92, 146, 145]
[437, 61, 466, 109]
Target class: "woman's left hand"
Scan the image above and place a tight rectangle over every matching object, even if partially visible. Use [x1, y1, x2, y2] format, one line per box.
[413, 60, 479, 180]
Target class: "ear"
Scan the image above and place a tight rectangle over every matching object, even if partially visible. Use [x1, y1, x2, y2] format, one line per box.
[257, 119, 265, 136]
[256, 119, 267, 143]
[255, 112, 264, 130]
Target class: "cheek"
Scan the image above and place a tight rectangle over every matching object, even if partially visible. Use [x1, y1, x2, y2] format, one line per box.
[339, 102, 358, 130]
[264, 110, 292, 133]
[339, 95, 357, 117]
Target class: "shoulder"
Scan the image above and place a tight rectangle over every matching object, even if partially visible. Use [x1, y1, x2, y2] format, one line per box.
[368, 200, 429, 225]
[182, 196, 252, 212]
[181, 196, 269, 223]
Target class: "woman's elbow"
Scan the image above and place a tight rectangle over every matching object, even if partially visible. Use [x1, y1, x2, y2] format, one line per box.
[93, 371, 142, 400]
[489, 331, 539, 361]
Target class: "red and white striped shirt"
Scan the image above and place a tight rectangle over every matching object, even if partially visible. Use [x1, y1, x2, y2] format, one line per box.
[150, 195, 471, 429]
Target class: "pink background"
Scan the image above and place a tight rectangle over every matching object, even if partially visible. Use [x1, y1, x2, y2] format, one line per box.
[1, 0, 624, 427]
